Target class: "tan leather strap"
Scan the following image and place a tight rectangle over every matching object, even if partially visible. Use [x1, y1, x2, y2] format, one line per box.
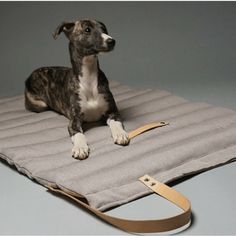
[128, 121, 169, 139]
[47, 174, 191, 233]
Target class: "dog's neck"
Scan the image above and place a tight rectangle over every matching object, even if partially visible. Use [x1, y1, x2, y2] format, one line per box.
[81, 55, 98, 80]
[69, 43, 98, 78]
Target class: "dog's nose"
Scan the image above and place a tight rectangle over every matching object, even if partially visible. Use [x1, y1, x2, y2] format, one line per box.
[107, 38, 116, 48]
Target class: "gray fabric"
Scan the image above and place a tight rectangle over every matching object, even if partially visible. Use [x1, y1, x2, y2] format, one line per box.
[0, 81, 236, 211]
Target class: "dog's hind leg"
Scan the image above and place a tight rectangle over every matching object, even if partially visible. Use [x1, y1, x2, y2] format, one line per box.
[24, 90, 49, 113]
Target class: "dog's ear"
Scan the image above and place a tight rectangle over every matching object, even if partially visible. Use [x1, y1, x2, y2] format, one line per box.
[97, 21, 108, 34]
[53, 22, 75, 40]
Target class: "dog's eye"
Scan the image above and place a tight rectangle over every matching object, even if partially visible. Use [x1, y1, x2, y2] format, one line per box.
[84, 27, 91, 33]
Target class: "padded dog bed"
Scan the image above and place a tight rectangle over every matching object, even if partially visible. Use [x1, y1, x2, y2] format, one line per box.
[1, 80, 236, 231]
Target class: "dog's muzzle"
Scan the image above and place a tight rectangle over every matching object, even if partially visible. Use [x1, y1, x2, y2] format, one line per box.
[106, 38, 116, 50]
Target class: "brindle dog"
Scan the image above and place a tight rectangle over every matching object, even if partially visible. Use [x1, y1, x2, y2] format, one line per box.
[25, 19, 129, 160]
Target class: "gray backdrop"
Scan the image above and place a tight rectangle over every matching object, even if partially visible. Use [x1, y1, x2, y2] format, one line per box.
[0, 2, 236, 109]
[0, 2, 236, 235]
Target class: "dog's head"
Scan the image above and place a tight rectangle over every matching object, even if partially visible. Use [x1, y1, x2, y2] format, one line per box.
[53, 19, 115, 56]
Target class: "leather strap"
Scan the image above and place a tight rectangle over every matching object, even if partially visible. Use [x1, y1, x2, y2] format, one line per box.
[47, 174, 191, 233]
[46, 122, 191, 233]
[128, 121, 169, 139]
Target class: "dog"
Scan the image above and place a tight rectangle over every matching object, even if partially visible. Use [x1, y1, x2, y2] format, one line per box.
[24, 19, 129, 160]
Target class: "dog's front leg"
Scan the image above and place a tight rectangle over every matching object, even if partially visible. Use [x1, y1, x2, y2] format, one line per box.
[68, 118, 89, 160]
[106, 113, 129, 146]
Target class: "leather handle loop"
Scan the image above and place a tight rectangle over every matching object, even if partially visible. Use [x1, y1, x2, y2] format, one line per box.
[47, 175, 191, 233]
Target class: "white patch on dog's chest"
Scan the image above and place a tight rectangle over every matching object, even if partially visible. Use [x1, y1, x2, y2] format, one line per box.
[79, 74, 108, 122]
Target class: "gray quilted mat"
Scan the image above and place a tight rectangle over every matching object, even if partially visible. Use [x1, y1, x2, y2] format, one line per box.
[1, 80, 236, 211]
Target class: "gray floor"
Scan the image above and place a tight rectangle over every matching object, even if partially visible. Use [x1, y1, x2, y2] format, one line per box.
[0, 2, 236, 235]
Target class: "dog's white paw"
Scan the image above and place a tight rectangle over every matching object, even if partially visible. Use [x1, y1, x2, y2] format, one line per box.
[113, 130, 130, 146]
[71, 132, 89, 160]
[108, 119, 130, 146]
[72, 145, 90, 160]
